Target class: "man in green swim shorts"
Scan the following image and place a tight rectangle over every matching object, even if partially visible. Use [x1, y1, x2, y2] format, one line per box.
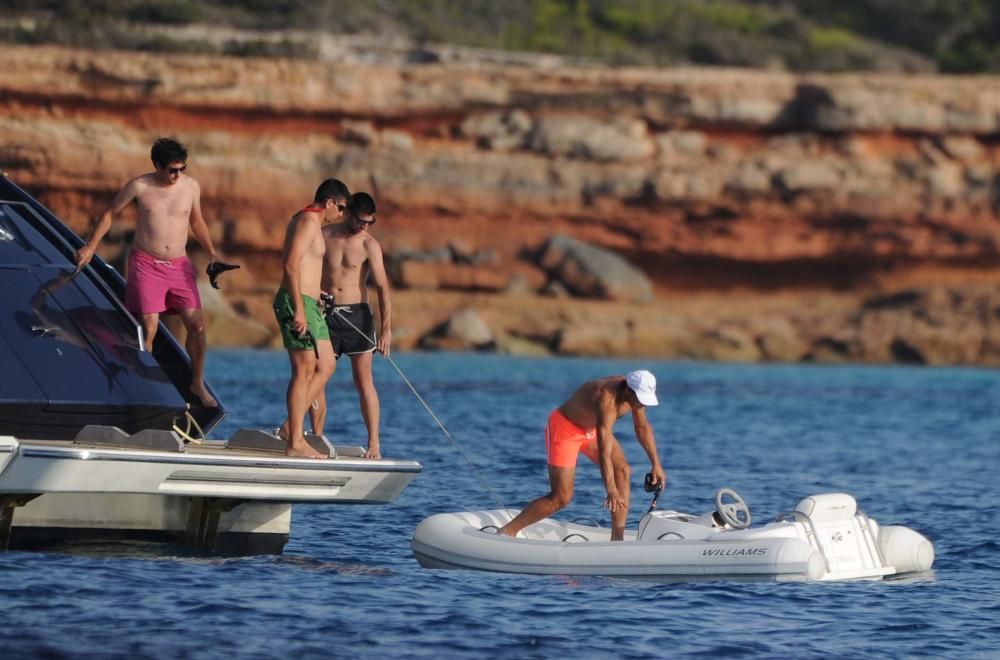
[273, 178, 350, 458]
[273, 288, 328, 353]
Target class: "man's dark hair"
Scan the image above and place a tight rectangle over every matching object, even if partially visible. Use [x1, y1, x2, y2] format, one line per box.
[314, 178, 351, 204]
[150, 138, 188, 168]
[349, 192, 376, 217]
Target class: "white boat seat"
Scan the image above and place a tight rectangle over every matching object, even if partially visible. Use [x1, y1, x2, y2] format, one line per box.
[74, 425, 184, 453]
[790, 493, 888, 578]
[638, 511, 717, 541]
[794, 493, 857, 522]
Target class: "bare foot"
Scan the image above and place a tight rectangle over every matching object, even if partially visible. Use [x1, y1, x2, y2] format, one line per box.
[190, 381, 218, 408]
[286, 440, 327, 459]
[274, 424, 289, 442]
[363, 444, 381, 460]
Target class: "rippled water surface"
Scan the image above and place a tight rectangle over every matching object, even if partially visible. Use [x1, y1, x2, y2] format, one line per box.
[4, 351, 999, 658]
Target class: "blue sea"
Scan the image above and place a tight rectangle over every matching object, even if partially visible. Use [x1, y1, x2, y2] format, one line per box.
[3, 351, 999, 658]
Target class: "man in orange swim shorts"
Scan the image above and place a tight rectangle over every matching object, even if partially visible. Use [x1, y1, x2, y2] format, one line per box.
[501, 370, 667, 541]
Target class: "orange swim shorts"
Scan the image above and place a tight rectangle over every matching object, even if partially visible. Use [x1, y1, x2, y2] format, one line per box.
[545, 409, 599, 468]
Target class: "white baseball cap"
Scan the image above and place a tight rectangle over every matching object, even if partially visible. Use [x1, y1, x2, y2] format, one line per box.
[626, 370, 658, 407]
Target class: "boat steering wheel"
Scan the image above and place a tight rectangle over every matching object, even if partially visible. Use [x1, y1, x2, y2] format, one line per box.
[714, 488, 751, 530]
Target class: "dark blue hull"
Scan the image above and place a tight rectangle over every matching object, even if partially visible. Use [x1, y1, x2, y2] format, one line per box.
[0, 174, 224, 439]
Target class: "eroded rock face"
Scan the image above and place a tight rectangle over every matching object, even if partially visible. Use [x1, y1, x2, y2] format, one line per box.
[2, 45, 999, 365]
[537, 235, 653, 303]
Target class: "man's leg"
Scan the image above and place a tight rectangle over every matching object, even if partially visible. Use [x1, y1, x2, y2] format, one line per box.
[607, 443, 632, 541]
[350, 351, 381, 459]
[501, 466, 575, 537]
[308, 390, 326, 438]
[140, 312, 160, 353]
[176, 307, 217, 407]
[279, 345, 336, 439]
[285, 349, 325, 458]
[306, 341, 335, 436]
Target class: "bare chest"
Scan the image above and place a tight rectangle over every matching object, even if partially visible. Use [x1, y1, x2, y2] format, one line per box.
[135, 187, 193, 222]
[326, 239, 368, 272]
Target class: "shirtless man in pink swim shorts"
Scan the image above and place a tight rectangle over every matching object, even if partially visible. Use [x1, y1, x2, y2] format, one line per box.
[75, 137, 220, 407]
[501, 370, 667, 541]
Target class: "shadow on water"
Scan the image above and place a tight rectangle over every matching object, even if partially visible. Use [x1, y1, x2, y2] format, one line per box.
[19, 539, 392, 575]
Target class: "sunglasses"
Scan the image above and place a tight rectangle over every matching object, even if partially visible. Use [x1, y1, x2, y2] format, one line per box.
[166, 165, 187, 175]
[356, 215, 376, 226]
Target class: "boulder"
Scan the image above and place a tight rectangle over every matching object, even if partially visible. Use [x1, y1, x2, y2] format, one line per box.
[420, 308, 495, 351]
[495, 334, 551, 356]
[774, 161, 841, 194]
[926, 163, 965, 198]
[751, 317, 811, 362]
[656, 130, 707, 157]
[461, 110, 532, 151]
[537, 235, 653, 303]
[935, 136, 985, 162]
[528, 116, 653, 162]
[725, 162, 773, 196]
[555, 321, 631, 356]
[694, 325, 762, 362]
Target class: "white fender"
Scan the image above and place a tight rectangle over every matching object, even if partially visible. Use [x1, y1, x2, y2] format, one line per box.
[878, 525, 934, 573]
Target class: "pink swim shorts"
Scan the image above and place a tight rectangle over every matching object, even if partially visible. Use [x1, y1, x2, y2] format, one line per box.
[125, 248, 202, 315]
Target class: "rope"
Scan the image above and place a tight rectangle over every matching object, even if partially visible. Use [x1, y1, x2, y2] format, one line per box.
[330, 306, 509, 514]
[172, 407, 206, 445]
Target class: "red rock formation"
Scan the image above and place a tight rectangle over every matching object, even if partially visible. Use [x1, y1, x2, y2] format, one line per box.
[1, 45, 998, 364]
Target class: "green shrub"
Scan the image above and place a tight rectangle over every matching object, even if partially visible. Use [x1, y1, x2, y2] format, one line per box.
[0, 0, 997, 72]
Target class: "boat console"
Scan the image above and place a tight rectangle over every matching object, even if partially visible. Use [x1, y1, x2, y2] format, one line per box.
[636, 490, 933, 581]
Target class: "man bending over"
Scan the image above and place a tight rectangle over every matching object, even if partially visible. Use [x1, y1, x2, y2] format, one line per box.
[501, 370, 666, 541]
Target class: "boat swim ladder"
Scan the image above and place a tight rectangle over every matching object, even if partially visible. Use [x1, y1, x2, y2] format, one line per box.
[330, 308, 510, 516]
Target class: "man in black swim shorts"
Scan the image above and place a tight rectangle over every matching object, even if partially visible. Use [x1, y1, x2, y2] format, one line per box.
[322, 296, 377, 359]
[316, 192, 392, 459]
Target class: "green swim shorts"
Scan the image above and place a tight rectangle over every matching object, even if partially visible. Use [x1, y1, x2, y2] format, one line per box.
[273, 288, 330, 351]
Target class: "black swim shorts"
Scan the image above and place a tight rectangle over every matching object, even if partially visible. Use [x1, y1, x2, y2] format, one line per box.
[324, 302, 377, 358]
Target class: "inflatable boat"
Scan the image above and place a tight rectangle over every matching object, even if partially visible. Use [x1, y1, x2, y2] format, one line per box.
[411, 490, 934, 582]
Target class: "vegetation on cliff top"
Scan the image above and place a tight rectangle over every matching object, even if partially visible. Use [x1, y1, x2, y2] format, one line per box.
[0, 0, 998, 72]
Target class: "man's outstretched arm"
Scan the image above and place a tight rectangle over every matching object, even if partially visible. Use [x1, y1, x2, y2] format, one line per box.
[632, 407, 666, 489]
[596, 391, 626, 512]
[75, 180, 138, 269]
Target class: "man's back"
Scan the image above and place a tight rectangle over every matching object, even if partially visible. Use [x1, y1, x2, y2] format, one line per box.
[558, 376, 632, 430]
[131, 172, 197, 260]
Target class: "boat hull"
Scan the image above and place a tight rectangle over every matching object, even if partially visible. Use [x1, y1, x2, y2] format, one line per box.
[9, 493, 291, 554]
[0, 435, 422, 554]
[412, 498, 935, 582]
[412, 510, 826, 581]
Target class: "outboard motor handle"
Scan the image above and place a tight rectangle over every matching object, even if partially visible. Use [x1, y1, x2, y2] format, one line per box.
[644, 472, 663, 514]
[206, 261, 240, 289]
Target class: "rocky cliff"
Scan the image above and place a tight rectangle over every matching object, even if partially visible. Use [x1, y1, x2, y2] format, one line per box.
[2, 45, 999, 365]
